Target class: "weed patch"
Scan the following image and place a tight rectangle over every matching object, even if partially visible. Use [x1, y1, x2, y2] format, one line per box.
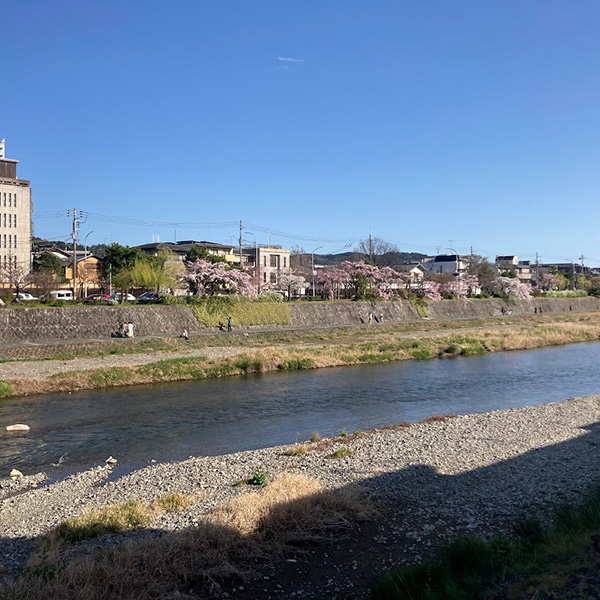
[0, 381, 14, 397]
[278, 357, 315, 370]
[327, 448, 353, 459]
[411, 349, 431, 360]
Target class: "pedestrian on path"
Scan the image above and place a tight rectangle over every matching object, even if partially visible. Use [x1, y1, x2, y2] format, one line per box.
[227, 316, 232, 332]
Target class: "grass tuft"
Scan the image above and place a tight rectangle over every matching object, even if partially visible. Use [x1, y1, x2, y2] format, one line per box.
[327, 448, 353, 459]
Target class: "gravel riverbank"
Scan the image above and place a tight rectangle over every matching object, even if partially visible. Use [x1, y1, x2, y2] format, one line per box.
[2, 395, 600, 598]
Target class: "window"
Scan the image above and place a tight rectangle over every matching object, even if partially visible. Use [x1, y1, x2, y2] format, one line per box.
[270, 272, 277, 283]
[283, 256, 287, 268]
[13, 234, 16, 248]
[263, 256, 267, 267]
[13, 194, 16, 209]
[270, 255, 278, 268]
[8, 214, 11, 228]
[2, 214, 5, 227]
[8, 193, 11, 208]
[13, 214, 16, 228]
[263, 272, 267, 283]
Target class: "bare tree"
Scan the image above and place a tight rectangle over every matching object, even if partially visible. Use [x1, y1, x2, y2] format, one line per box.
[290, 246, 312, 280]
[354, 236, 399, 266]
[466, 255, 497, 294]
[0, 253, 32, 295]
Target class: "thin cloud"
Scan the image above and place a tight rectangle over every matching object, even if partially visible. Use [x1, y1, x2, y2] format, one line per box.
[277, 56, 304, 63]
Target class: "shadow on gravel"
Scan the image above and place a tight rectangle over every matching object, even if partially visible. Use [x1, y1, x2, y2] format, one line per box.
[1, 419, 600, 600]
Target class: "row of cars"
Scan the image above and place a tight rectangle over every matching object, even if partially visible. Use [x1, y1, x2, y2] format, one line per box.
[11, 291, 161, 303]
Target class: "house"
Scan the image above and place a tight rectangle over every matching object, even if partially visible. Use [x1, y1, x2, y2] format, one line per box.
[397, 262, 426, 285]
[61, 251, 104, 297]
[240, 245, 291, 288]
[495, 255, 532, 283]
[138, 240, 237, 263]
[425, 254, 470, 276]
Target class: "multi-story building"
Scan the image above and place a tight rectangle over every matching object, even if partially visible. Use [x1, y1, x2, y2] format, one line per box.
[495, 255, 532, 283]
[241, 245, 291, 288]
[0, 139, 33, 281]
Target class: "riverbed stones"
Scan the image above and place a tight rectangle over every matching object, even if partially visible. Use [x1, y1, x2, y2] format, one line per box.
[1, 395, 600, 598]
[9, 469, 23, 479]
[5, 424, 30, 432]
[105, 456, 117, 466]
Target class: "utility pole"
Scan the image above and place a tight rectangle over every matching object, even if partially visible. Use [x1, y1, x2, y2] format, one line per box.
[239, 220, 243, 267]
[535, 252, 540, 287]
[579, 255, 585, 289]
[68, 209, 81, 299]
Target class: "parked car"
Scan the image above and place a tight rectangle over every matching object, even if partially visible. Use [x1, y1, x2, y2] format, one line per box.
[137, 291, 160, 303]
[84, 293, 110, 303]
[109, 292, 137, 302]
[44, 290, 74, 301]
[13, 292, 39, 301]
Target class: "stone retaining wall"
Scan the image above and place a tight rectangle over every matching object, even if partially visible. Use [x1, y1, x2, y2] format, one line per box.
[1, 297, 598, 342]
[0, 306, 206, 342]
[289, 297, 600, 328]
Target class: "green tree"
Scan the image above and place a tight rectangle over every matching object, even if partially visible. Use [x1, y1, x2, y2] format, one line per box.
[186, 245, 226, 264]
[33, 252, 65, 281]
[103, 243, 149, 277]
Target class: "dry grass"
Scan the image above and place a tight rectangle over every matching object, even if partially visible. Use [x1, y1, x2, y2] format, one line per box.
[3, 474, 370, 600]
[5, 314, 600, 398]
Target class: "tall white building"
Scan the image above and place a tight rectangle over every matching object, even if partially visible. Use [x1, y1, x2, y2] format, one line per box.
[0, 139, 32, 281]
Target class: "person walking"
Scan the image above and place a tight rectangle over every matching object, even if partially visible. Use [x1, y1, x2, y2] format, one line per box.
[227, 316, 232, 332]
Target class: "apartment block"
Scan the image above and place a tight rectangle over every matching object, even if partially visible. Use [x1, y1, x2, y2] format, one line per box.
[0, 139, 32, 279]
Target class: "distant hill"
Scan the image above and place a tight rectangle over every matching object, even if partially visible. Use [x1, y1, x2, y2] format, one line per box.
[292, 251, 429, 268]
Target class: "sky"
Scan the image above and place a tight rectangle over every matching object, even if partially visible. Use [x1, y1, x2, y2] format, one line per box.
[2, 1, 600, 265]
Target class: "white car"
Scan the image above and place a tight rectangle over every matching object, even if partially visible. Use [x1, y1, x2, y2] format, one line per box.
[13, 292, 38, 301]
[110, 292, 137, 302]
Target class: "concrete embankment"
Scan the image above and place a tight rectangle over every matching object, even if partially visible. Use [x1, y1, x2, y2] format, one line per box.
[0, 297, 598, 343]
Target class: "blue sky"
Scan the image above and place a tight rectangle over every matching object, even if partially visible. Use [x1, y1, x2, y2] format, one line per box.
[3, 1, 600, 264]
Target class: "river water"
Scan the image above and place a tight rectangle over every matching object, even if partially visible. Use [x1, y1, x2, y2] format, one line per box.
[2, 341, 600, 476]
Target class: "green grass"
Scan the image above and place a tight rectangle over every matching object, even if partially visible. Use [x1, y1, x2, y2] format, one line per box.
[278, 357, 315, 370]
[411, 349, 432, 360]
[189, 297, 290, 327]
[371, 484, 600, 600]
[327, 447, 353, 459]
[0, 381, 14, 397]
[356, 352, 396, 363]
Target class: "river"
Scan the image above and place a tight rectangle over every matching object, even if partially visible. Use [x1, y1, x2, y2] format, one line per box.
[2, 341, 600, 476]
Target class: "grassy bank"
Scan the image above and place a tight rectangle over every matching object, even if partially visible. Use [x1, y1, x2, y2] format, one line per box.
[371, 483, 600, 600]
[188, 296, 290, 327]
[3, 314, 600, 398]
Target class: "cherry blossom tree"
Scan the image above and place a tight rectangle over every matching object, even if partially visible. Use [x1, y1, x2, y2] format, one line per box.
[538, 273, 560, 292]
[183, 259, 257, 298]
[441, 275, 480, 298]
[277, 268, 307, 300]
[494, 276, 532, 300]
[317, 268, 351, 299]
[420, 280, 443, 301]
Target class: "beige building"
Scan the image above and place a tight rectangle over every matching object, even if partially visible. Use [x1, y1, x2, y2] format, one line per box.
[241, 245, 291, 288]
[0, 139, 32, 282]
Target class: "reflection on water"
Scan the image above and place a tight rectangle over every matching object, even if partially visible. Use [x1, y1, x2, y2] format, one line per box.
[2, 341, 600, 475]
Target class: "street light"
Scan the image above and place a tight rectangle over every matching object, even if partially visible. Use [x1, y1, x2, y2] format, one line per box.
[244, 232, 260, 293]
[311, 246, 322, 298]
[83, 231, 94, 298]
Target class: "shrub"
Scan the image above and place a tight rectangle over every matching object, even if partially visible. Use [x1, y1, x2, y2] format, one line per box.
[247, 468, 269, 486]
[309, 431, 322, 443]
